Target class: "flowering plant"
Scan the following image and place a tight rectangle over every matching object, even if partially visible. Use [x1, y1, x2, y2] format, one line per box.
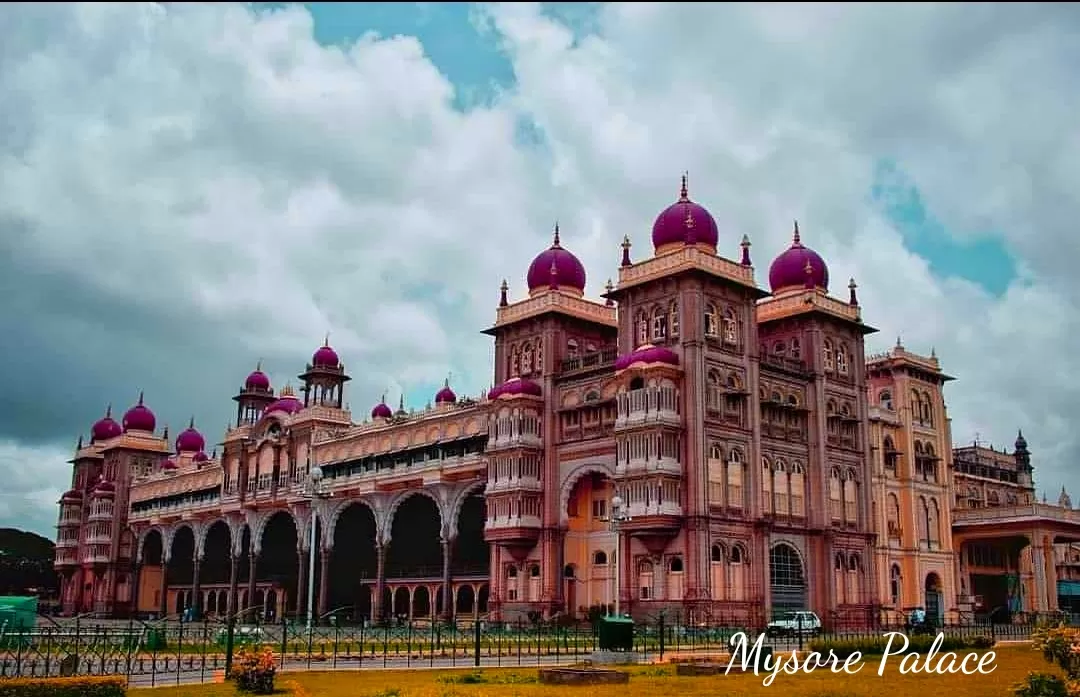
[229, 645, 277, 694]
[1017, 625, 1080, 697]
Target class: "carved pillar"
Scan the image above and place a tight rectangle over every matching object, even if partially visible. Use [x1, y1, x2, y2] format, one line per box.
[441, 538, 453, 619]
[228, 554, 240, 619]
[159, 555, 169, 617]
[373, 542, 386, 620]
[318, 548, 330, 617]
[131, 562, 142, 615]
[297, 545, 309, 620]
[191, 556, 203, 619]
[246, 552, 257, 621]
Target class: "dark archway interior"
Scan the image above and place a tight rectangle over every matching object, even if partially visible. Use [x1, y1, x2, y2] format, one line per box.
[239, 526, 252, 583]
[452, 494, 489, 575]
[260, 512, 299, 613]
[203, 521, 231, 585]
[386, 495, 442, 578]
[169, 527, 195, 586]
[328, 503, 378, 619]
[143, 531, 163, 567]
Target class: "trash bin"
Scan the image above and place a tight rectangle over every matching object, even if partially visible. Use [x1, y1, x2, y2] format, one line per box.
[597, 616, 634, 651]
[144, 628, 167, 651]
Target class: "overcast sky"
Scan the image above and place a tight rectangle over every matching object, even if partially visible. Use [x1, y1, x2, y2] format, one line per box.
[1, 2, 1078, 538]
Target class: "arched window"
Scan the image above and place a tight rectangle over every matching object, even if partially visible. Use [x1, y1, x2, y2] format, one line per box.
[769, 543, 806, 612]
[667, 556, 684, 600]
[534, 339, 544, 374]
[790, 337, 801, 359]
[890, 564, 902, 606]
[883, 436, 898, 474]
[836, 345, 848, 374]
[636, 311, 648, 347]
[886, 493, 901, 540]
[638, 560, 654, 600]
[928, 498, 941, 547]
[509, 347, 520, 377]
[726, 448, 744, 511]
[761, 457, 774, 514]
[773, 459, 789, 516]
[729, 543, 747, 602]
[520, 343, 533, 375]
[842, 468, 859, 524]
[722, 308, 738, 344]
[593, 550, 607, 566]
[829, 467, 842, 521]
[651, 306, 668, 341]
[707, 443, 725, 506]
[823, 340, 834, 371]
[669, 301, 680, 338]
[917, 496, 930, 547]
[879, 390, 893, 410]
[704, 303, 718, 338]
[789, 462, 806, 517]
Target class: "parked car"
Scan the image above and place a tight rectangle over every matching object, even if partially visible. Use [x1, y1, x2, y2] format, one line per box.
[765, 610, 822, 637]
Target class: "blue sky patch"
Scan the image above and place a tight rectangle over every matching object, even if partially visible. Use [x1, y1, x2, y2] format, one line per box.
[870, 160, 1017, 296]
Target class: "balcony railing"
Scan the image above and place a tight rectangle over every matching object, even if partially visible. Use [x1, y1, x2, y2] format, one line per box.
[560, 348, 618, 375]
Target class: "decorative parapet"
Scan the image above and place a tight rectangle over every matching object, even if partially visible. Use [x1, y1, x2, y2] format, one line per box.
[953, 503, 1080, 527]
[617, 245, 756, 291]
[756, 287, 862, 325]
[130, 465, 221, 504]
[492, 289, 616, 329]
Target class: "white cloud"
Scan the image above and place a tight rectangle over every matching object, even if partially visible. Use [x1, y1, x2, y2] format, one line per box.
[1, 2, 1078, 536]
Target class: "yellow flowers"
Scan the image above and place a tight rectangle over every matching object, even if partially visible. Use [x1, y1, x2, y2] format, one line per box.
[228, 645, 277, 695]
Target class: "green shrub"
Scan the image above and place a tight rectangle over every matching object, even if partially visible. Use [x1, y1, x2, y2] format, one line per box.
[0, 675, 126, 697]
[807, 633, 994, 659]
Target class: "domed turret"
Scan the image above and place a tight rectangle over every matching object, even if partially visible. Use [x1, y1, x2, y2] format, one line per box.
[371, 396, 393, 420]
[312, 337, 340, 368]
[435, 379, 457, 405]
[488, 377, 542, 400]
[245, 362, 271, 391]
[525, 225, 587, 296]
[122, 393, 156, 433]
[768, 221, 829, 293]
[92, 480, 116, 497]
[614, 344, 680, 371]
[193, 451, 209, 464]
[91, 405, 122, 442]
[175, 418, 205, 453]
[651, 174, 719, 253]
[161, 458, 178, 471]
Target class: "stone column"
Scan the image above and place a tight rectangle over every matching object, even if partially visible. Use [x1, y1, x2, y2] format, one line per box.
[1043, 538, 1059, 612]
[246, 552, 258, 622]
[297, 545, 309, 621]
[191, 556, 203, 619]
[131, 562, 143, 615]
[159, 554, 170, 617]
[318, 548, 330, 617]
[373, 542, 386, 621]
[441, 537, 453, 619]
[228, 554, 240, 619]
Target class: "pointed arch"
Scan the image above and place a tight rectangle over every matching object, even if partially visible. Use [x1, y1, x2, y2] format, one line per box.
[559, 462, 616, 526]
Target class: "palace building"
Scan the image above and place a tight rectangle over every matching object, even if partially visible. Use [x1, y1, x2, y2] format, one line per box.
[53, 177, 1080, 626]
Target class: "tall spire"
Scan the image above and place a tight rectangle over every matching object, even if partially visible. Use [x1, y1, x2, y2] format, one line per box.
[137, 391, 144, 406]
[324, 332, 330, 347]
[256, 358, 263, 371]
[105, 404, 112, 418]
[793, 220, 801, 245]
[621, 235, 632, 267]
[740, 234, 752, 266]
[552, 222, 561, 247]
[499, 279, 509, 307]
[679, 172, 689, 201]
[188, 416, 195, 429]
[848, 278, 858, 306]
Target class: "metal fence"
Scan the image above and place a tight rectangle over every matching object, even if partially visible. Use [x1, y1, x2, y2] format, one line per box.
[0, 613, 1066, 687]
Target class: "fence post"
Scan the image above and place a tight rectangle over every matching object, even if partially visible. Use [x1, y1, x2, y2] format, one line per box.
[652, 613, 660, 661]
[280, 618, 288, 670]
[224, 615, 236, 678]
[473, 619, 481, 667]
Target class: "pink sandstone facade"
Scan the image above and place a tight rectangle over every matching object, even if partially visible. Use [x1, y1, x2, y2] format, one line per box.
[53, 177, 1080, 626]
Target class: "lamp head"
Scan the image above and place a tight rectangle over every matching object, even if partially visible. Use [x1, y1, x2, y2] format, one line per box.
[310, 465, 323, 482]
[611, 494, 623, 509]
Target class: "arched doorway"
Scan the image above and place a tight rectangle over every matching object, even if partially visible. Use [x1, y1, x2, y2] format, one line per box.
[451, 493, 489, 575]
[202, 521, 232, 617]
[328, 502, 378, 621]
[140, 530, 165, 616]
[386, 494, 442, 579]
[259, 512, 299, 617]
[563, 564, 577, 616]
[169, 526, 196, 618]
[924, 572, 943, 625]
[769, 542, 807, 615]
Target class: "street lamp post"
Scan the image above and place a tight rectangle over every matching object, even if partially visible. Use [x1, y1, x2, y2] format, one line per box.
[306, 465, 330, 631]
[610, 494, 632, 618]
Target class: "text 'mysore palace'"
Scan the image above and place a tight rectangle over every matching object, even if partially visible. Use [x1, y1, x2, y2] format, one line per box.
[55, 177, 1080, 626]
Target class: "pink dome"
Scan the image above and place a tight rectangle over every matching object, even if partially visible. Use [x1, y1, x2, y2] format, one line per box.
[614, 344, 680, 371]
[371, 400, 392, 420]
[313, 339, 339, 368]
[193, 451, 209, 463]
[488, 377, 542, 400]
[768, 223, 829, 293]
[175, 419, 205, 453]
[265, 387, 303, 416]
[161, 458, 178, 471]
[91, 406, 122, 442]
[525, 227, 587, 294]
[651, 175, 719, 252]
[122, 393, 156, 433]
[245, 367, 271, 391]
[435, 381, 457, 404]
